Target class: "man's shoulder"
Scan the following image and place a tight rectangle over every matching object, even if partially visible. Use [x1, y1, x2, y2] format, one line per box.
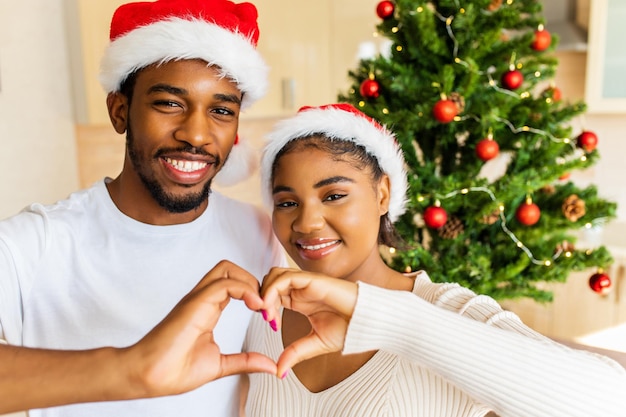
[0, 182, 104, 236]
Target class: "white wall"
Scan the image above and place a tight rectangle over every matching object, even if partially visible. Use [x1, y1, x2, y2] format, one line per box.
[550, 51, 626, 229]
[574, 114, 626, 223]
[0, 0, 79, 221]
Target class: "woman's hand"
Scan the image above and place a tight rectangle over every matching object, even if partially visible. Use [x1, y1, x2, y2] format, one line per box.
[260, 267, 358, 377]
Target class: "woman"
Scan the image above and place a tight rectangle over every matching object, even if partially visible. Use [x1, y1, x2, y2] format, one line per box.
[243, 103, 626, 417]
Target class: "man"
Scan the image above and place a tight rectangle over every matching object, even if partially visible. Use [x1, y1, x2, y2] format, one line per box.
[0, 0, 285, 415]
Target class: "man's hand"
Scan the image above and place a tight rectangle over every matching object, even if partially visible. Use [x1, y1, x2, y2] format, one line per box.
[260, 267, 358, 378]
[0, 261, 277, 414]
[123, 260, 277, 397]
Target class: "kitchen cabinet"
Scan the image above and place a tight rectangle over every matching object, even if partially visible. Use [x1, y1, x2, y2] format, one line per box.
[502, 237, 626, 343]
[243, 0, 333, 118]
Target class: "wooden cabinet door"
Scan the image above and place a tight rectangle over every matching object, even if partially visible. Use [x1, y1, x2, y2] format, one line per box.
[244, 0, 334, 118]
[501, 255, 626, 341]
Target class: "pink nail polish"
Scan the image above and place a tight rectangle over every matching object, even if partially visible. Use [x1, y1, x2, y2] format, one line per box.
[281, 370, 289, 380]
[261, 309, 268, 321]
[269, 319, 278, 332]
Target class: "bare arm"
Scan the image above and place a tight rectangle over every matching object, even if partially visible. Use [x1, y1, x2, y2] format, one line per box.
[0, 344, 130, 413]
[0, 261, 276, 414]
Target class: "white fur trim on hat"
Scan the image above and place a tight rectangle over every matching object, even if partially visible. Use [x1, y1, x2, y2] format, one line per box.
[99, 17, 268, 109]
[214, 135, 258, 187]
[261, 105, 408, 222]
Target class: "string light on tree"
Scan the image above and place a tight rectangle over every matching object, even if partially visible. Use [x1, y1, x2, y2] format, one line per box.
[589, 271, 612, 295]
[419, 186, 610, 267]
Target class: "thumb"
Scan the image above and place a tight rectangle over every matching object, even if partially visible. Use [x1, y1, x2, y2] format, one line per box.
[220, 352, 277, 377]
[275, 333, 329, 379]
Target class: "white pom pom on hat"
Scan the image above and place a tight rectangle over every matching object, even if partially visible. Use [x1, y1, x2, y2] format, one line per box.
[214, 134, 258, 187]
[261, 103, 408, 222]
[99, 0, 268, 109]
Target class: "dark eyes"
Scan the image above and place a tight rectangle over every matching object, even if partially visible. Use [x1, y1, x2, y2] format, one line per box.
[154, 100, 181, 108]
[212, 107, 236, 116]
[324, 193, 346, 202]
[152, 101, 235, 116]
[274, 193, 346, 209]
[274, 201, 296, 209]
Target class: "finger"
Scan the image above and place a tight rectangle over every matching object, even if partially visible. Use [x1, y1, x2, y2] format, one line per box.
[219, 352, 277, 377]
[179, 278, 264, 332]
[194, 260, 261, 294]
[207, 278, 264, 313]
[275, 333, 330, 378]
[261, 269, 312, 309]
[260, 266, 298, 294]
[258, 268, 301, 326]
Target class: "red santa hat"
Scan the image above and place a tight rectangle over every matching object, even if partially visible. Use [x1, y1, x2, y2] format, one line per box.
[100, 0, 267, 108]
[99, 0, 267, 186]
[261, 103, 408, 222]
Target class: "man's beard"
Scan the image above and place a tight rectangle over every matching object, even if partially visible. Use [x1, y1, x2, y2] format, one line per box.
[126, 127, 214, 214]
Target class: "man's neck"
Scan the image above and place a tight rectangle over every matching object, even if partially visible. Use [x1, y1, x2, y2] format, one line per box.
[105, 175, 209, 226]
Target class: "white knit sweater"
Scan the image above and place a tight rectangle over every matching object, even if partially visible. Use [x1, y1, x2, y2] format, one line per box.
[244, 271, 626, 417]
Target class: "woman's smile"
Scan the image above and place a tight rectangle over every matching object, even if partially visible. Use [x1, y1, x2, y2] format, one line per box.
[295, 238, 342, 260]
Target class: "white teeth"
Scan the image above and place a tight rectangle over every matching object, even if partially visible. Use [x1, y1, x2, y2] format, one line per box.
[300, 241, 338, 250]
[165, 158, 208, 173]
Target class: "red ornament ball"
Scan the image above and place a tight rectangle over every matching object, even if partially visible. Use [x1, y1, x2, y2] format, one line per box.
[433, 99, 459, 123]
[544, 86, 562, 102]
[360, 78, 380, 99]
[516, 201, 541, 226]
[424, 206, 448, 229]
[576, 130, 598, 152]
[501, 70, 524, 90]
[559, 172, 571, 181]
[531, 29, 552, 51]
[376, 1, 395, 19]
[476, 139, 500, 161]
[589, 272, 612, 295]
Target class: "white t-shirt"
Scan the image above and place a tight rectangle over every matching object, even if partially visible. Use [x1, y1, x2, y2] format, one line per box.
[0, 179, 286, 417]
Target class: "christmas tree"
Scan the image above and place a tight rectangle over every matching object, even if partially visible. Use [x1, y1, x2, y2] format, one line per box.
[338, 0, 616, 302]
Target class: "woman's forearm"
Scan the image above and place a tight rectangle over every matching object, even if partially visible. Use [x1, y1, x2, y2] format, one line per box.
[344, 282, 626, 417]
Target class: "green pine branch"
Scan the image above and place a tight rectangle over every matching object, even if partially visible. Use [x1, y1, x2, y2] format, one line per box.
[339, 0, 617, 301]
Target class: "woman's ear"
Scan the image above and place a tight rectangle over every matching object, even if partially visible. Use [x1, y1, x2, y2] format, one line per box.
[377, 174, 391, 216]
[106, 92, 129, 134]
